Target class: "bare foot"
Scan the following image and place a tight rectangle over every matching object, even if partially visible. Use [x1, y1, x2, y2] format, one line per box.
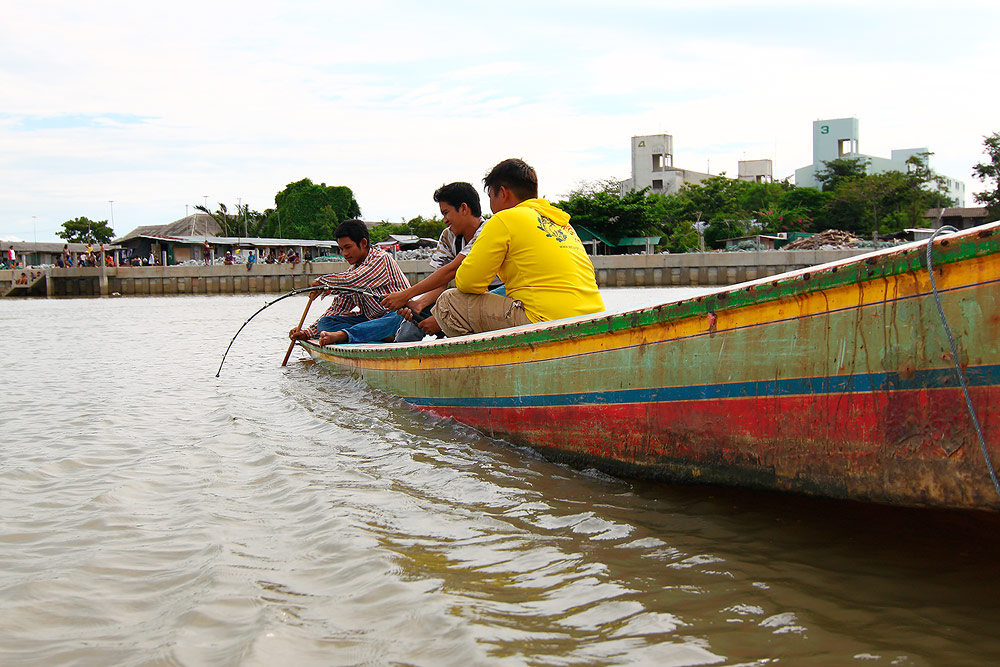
[319, 330, 348, 346]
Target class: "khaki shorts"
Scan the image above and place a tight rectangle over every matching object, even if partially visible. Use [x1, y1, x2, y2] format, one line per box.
[432, 288, 532, 337]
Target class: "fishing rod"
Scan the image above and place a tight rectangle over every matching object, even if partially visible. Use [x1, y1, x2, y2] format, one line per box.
[216, 285, 324, 377]
[215, 284, 428, 377]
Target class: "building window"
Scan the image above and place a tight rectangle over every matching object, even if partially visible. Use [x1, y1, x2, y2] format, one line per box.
[652, 154, 665, 172]
[838, 139, 851, 157]
[652, 179, 663, 190]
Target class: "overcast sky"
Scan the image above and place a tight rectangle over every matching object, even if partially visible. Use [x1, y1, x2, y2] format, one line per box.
[1, 0, 997, 242]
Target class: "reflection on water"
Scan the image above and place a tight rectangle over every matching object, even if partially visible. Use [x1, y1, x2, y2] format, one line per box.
[1, 291, 999, 665]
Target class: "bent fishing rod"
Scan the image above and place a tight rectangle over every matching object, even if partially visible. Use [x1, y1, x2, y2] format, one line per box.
[216, 284, 426, 377]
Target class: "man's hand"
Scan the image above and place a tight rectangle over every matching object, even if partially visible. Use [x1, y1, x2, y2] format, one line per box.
[310, 279, 329, 300]
[289, 327, 309, 341]
[417, 315, 442, 335]
[381, 289, 412, 311]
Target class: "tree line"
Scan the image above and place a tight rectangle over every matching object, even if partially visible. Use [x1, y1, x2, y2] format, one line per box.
[58, 133, 1000, 248]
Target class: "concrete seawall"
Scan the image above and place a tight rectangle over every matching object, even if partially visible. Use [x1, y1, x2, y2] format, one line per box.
[3, 249, 872, 297]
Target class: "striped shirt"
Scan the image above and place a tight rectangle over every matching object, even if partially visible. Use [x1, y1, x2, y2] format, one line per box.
[306, 246, 410, 337]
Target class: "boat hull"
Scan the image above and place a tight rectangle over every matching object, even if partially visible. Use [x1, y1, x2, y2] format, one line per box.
[303, 223, 1000, 510]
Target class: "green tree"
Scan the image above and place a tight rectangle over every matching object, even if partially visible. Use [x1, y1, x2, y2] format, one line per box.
[703, 216, 748, 249]
[58, 217, 115, 243]
[972, 131, 1000, 221]
[368, 216, 446, 245]
[274, 178, 361, 239]
[194, 203, 240, 236]
[815, 157, 869, 191]
[368, 223, 400, 244]
[660, 219, 700, 253]
[406, 215, 447, 240]
[823, 156, 955, 236]
[555, 180, 660, 241]
[194, 203, 276, 238]
[780, 187, 831, 231]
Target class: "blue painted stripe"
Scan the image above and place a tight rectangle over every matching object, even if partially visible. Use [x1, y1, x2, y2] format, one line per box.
[401, 364, 1000, 409]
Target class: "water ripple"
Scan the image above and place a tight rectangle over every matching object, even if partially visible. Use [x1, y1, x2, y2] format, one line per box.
[2, 295, 999, 665]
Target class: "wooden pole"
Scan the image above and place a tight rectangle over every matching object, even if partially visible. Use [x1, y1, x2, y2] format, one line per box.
[282, 294, 314, 366]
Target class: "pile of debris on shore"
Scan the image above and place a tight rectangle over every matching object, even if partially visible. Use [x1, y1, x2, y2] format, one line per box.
[783, 229, 863, 250]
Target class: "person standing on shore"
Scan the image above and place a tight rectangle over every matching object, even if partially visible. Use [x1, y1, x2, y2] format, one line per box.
[432, 158, 604, 337]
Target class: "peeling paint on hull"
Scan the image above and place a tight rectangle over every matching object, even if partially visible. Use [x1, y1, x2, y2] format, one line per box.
[303, 223, 1000, 511]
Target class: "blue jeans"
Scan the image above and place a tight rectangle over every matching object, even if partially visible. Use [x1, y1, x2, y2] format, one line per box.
[315, 312, 403, 344]
[394, 306, 444, 342]
[395, 284, 506, 342]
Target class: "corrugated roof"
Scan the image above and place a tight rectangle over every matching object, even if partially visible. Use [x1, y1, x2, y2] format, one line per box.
[116, 214, 392, 244]
[3, 241, 120, 252]
[115, 213, 221, 242]
[616, 236, 662, 246]
[573, 225, 617, 246]
[123, 234, 341, 247]
[923, 207, 988, 218]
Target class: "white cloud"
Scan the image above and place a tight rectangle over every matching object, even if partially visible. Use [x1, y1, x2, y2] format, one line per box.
[1, 1, 997, 240]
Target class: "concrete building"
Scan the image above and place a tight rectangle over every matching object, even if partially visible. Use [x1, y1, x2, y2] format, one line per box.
[738, 159, 773, 183]
[620, 134, 772, 195]
[794, 118, 965, 205]
[620, 134, 716, 195]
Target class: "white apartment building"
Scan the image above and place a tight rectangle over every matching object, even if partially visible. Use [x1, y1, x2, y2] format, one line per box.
[794, 118, 965, 205]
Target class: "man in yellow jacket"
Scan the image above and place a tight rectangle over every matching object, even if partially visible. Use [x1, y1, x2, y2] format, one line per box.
[432, 158, 605, 337]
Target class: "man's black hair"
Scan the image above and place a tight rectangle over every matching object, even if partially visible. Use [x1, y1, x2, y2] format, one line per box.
[335, 219, 370, 246]
[483, 158, 538, 201]
[433, 182, 482, 217]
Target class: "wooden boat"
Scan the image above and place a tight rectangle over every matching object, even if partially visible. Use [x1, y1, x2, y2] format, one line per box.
[301, 222, 1000, 511]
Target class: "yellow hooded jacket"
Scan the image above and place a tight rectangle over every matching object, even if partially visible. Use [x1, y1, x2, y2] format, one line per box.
[455, 199, 605, 323]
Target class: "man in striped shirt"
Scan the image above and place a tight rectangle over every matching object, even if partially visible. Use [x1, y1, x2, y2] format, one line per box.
[288, 219, 411, 346]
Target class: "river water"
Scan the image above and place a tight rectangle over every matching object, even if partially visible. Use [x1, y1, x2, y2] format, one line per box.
[1, 290, 999, 666]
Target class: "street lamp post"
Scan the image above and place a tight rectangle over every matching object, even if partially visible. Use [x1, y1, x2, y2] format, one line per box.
[108, 201, 116, 266]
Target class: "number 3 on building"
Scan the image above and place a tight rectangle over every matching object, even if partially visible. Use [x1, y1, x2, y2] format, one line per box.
[820, 125, 829, 134]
